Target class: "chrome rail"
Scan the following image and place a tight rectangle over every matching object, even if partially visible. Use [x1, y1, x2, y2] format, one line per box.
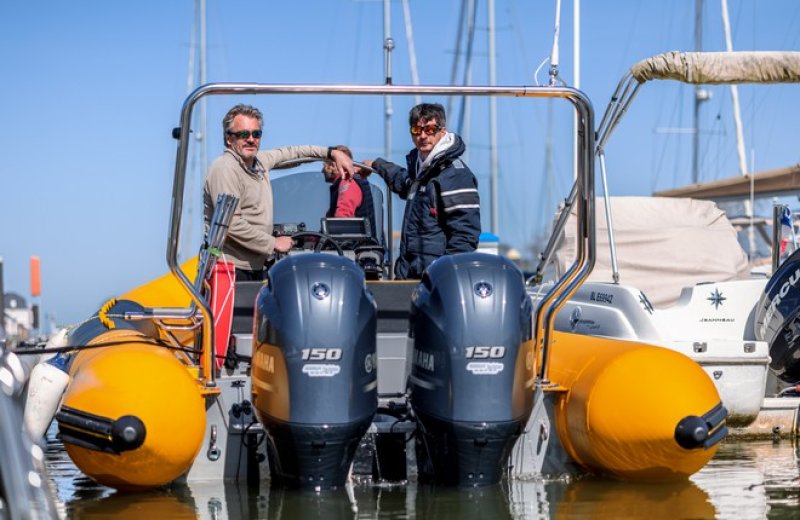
[168, 83, 596, 389]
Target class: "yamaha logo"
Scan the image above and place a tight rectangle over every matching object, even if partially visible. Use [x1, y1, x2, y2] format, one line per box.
[364, 353, 376, 373]
[474, 281, 493, 298]
[311, 282, 330, 300]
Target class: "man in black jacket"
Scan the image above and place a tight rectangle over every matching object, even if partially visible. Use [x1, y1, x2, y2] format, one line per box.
[365, 103, 481, 279]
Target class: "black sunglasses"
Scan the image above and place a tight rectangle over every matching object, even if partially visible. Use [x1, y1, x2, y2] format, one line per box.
[227, 129, 262, 139]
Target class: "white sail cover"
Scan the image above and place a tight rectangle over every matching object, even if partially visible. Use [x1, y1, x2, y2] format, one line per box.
[631, 51, 800, 84]
[552, 197, 751, 308]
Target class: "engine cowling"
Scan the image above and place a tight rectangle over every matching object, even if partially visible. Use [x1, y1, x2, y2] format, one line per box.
[754, 248, 800, 382]
[408, 252, 535, 486]
[251, 254, 378, 489]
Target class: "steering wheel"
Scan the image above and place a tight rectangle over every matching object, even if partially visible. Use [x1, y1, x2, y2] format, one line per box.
[290, 231, 344, 256]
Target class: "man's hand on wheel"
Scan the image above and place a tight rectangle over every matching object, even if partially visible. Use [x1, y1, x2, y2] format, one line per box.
[274, 235, 294, 253]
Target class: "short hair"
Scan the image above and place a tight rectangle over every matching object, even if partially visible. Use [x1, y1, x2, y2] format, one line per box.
[222, 104, 263, 147]
[409, 103, 446, 128]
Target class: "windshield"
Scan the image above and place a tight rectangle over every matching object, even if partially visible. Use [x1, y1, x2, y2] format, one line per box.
[272, 170, 332, 230]
[272, 168, 386, 246]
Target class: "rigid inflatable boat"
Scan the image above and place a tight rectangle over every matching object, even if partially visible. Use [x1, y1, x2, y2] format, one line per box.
[32, 75, 731, 490]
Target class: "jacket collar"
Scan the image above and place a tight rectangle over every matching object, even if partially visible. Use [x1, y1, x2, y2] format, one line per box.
[405, 133, 466, 180]
[225, 148, 266, 178]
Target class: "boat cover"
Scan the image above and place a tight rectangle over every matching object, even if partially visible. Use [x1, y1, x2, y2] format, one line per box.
[552, 197, 751, 308]
[631, 51, 800, 85]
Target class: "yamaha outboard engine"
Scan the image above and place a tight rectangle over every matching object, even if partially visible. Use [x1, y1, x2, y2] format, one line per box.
[251, 254, 378, 489]
[409, 252, 534, 486]
[755, 248, 800, 382]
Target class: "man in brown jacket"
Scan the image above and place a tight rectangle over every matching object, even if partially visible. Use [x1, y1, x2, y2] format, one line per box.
[203, 104, 354, 281]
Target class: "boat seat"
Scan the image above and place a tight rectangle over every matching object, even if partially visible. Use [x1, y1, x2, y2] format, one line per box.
[367, 280, 418, 333]
[231, 281, 263, 335]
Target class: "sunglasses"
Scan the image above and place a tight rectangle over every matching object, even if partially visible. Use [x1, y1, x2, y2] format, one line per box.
[410, 124, 441, 136]
[227, 129, 263, 139]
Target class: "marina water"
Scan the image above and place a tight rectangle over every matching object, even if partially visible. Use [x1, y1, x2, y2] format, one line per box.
[45, 423, 800, 519]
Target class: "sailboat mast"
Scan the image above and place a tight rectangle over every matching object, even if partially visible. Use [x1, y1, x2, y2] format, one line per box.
[447, 0, 468, 119]
[456, 0, 476, 157]
[383, 0, 395, 270]
[182, 0, 207, 260]
[720, 0, 755, 257]
[401, 0, 422, 106]
[721, 0, 748, 178]
[199, 0, 207, 193]
[693, 0, 703, 184]
[488, 0, 498, 233]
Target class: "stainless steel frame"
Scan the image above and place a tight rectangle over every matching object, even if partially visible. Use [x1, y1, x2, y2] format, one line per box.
[167, 83, 596, 386]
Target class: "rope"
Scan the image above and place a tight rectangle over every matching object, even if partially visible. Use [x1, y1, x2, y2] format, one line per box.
[11, 337, 199, 356]
[97, 298, 118, 330]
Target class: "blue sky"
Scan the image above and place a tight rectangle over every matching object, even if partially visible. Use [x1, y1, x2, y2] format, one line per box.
[1, 1, 799, 327]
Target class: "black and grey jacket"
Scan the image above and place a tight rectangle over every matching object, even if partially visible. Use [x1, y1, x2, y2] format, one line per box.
[372, 133, 481, 279]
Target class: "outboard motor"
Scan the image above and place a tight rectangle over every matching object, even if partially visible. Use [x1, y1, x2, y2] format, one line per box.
[409, 252, 534, 486]
[251, 254, 378, 489]
[755, 248, 800, 382]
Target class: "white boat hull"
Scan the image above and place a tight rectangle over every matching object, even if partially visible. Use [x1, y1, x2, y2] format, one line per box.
[532, 278, 770, 427]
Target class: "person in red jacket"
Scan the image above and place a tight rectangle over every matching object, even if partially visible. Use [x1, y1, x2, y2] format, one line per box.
[322, 145, 363, 218]
[322, 145, 380, 244]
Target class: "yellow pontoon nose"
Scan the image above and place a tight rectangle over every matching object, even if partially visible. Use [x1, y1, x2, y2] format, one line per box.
[58, 334, 207, 489]
[548, 331, 725, 481]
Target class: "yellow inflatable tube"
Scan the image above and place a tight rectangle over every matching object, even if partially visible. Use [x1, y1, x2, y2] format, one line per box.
[547, 331, 724, 481]
[60, 331, 207, 489]
[56, 259, 208, 490]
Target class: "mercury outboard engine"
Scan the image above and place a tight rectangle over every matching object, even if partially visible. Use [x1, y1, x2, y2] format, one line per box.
[251, 254, 377, 489]
[755, 248, 800, 382]
[409, 252, 534, 486]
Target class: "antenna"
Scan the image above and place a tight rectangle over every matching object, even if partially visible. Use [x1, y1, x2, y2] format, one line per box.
[548, 0, 562, 86]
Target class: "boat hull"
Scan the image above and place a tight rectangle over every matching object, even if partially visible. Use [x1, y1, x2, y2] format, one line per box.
[539, 280, 768, 427]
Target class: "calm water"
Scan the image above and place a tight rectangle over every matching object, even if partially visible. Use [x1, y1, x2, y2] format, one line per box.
[44, 430, 800, 519]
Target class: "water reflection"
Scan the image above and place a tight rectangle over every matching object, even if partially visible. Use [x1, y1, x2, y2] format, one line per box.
[692, 440, 800, 519]
[537, 478, 713, 519]
[414, 483, 514, 519]
[66, 489, 197, 519]
[46, 435, 800, 519]
[177, 481, 516, 520]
